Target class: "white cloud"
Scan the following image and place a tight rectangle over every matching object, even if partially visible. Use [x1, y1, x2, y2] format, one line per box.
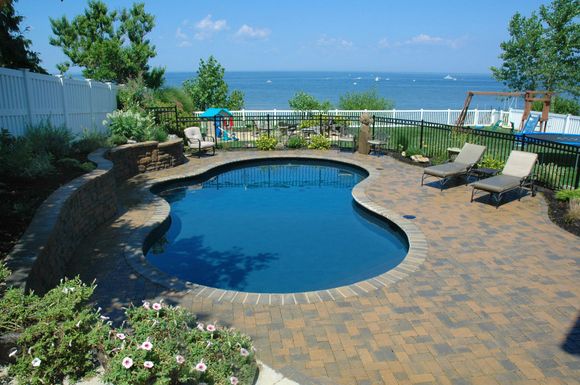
[378, 34, 467, 49]
[175, 27, 191, 48]
[194, 15, 227, 40]
[235, 24, 270, 40]
[377, 37, 391, 48]
[316, 35, 353, 49]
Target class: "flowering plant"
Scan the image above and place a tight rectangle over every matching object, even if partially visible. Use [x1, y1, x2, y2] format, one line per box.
[2, 277, 109, 385]
[102, 302, 257, 385]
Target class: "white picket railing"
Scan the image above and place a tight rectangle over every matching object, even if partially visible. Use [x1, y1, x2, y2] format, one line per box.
[0, 67, 118, 136]
[194, 108, 580, 135]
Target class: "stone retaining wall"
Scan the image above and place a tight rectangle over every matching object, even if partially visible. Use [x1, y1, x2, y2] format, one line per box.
[5, 149, 117, 294]
[108, 139, 186, 182]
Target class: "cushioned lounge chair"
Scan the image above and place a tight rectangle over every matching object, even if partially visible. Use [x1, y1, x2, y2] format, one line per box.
[184, 127, 215, 157]
[421, 143, 486, 190]
[470, 150, 537, 208]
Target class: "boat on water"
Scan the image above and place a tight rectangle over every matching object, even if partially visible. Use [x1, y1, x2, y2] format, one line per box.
[375, 76, 380, 81]
[444, 74, 457, 80]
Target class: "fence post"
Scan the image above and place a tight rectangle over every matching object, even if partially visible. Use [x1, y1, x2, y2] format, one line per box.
[521, 134, 526, 151]
[242, 108, 246, 122]
[564, 114, 571, 134]
[447, 109, 451, 125]
[574, 152, 580, 189]
[267, 114, 270, 137]
[372, 115, 375, 138]
[420, 108, 424, 121]
[86, 79, 94, 129]
[55, 75, 70, 129]
[474, 109, 479, 126]
[420, 119, 424, 148]
[21, 69, 34, 126]
[174, 105, 179, 133]
[319, 114, 323, 133]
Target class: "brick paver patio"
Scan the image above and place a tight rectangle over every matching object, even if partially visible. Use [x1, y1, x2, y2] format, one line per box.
[67, 150, 580, 385]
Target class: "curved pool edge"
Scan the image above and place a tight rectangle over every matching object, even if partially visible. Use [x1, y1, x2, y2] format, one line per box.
[122, 152, 428, 304]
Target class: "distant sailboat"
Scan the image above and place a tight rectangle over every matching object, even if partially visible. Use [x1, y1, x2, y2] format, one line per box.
[266, 80, 272, 83]
[444, 74, 457, 80]
[375, 76, 380, 81]
[353, 82, 358, 85]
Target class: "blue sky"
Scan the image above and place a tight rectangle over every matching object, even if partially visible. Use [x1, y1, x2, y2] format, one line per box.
[17, 0, 549, 74]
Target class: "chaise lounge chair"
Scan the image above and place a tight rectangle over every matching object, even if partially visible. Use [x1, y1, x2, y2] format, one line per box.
[470, 150, 537, 208]
[184, 127, 216, 157]
[421, 143, 486, 190]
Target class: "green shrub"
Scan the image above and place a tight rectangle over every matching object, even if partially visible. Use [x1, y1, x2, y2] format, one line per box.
[338, 89, 394, 110]
[117, 75, 152, 110]
[56, 157, 82, 169]
[102, 303, 257, 385]
[4, 278, 109, 385]
[256, 135, 278, 150]
[108, 133, 128, 146]
[24, 121, 73, 160]
[287, 135, 307, 149]
[80, 162, 96, 172]
[404, 147, 424, 157]
[72, 129, 110, 154]
[479, 156, 506, 170]
[22, 152, 56, 178]
[103, 109, 156, 142]
[145, 126, 169, 142]
[555, 188, 580, 201]
[307, 134, 331, 150]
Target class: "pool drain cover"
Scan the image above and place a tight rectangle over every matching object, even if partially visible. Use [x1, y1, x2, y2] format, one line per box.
[403, 215, 416, 220]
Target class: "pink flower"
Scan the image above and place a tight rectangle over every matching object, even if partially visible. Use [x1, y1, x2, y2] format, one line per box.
[206, 324, 216, 332]
[175, 355, 185, 364]
[240, 347, 249, 357]
[116, 333, 126, 340]
[140, 340, 153, 351]
[195, 361, 207, 372]
[122, 357, 133, 369]
[142, 301, 150, 309]
[31, 357, 41, 367]
[143, 361, 154, 368]
[196, 322, 205, 331]
[230, 376, 239, 385]
[152, 302, 162, 311]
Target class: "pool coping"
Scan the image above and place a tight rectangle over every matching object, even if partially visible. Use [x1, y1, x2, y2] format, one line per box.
[123, 153, 428, 304]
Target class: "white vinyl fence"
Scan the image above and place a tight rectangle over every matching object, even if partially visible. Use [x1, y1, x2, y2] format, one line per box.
[0, 67, 118, 136]
[198, 108, 580, 134]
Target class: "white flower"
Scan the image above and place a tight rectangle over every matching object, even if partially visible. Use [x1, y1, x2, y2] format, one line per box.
[175, 355, 185, 364]
[122, 357, 133, 369]
[206, 324, 216, 332]
[140, 340, 153, 351]
[152, 302, 162, 311]
[142, 301, 150, 309]
[116, 333, 126, 340]
[31, 357, 41, 367]
[240, 347, 249, 357]
[196, 322, 205, 331]
[143, 361, 154, 368]
[230, 376, 239, 385]
[195, 361, 207, 372]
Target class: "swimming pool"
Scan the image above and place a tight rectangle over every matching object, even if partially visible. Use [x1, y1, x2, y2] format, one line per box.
[146, 159, 409, 293]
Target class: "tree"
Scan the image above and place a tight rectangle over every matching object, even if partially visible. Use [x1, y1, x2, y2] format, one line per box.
[288, 91, 332, 111]
[491, 0, 579, 96]
[183, 56, 244, 110]
[49, 1, 165, 88]
[0, 0, 46, 73]
[338, 89, 394, 110]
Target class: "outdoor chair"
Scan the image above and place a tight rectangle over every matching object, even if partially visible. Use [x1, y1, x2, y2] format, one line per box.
[470, 150, 537, 208]
[337, 126, 357, 152]
[421, 143, 486, 190]
[184, 127, 215, 157]
[368, 132, 390, 156]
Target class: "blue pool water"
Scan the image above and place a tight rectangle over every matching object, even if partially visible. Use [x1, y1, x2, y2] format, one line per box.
[146, 159, 408, 293]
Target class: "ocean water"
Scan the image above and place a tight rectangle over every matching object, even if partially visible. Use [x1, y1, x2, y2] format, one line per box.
[164, 71, 510, 110]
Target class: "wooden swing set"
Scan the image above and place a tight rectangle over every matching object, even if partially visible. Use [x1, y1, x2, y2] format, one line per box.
[456, 90, 554, 131]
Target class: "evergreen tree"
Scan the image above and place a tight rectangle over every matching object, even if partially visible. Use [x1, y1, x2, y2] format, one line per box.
[0, 0, 46, 73]
[50, 1, 164, 88]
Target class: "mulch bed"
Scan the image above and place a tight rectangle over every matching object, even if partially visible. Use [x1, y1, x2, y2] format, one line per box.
[543, 189, 580, 237]
[0, 166, 86, 260]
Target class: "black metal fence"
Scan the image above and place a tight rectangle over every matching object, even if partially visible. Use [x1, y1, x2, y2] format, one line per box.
[145, 106, 580, 190]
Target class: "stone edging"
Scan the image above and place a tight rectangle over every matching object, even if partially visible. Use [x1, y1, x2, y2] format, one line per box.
[123, 153, 428, 304]
[5, 149, 117, 293]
